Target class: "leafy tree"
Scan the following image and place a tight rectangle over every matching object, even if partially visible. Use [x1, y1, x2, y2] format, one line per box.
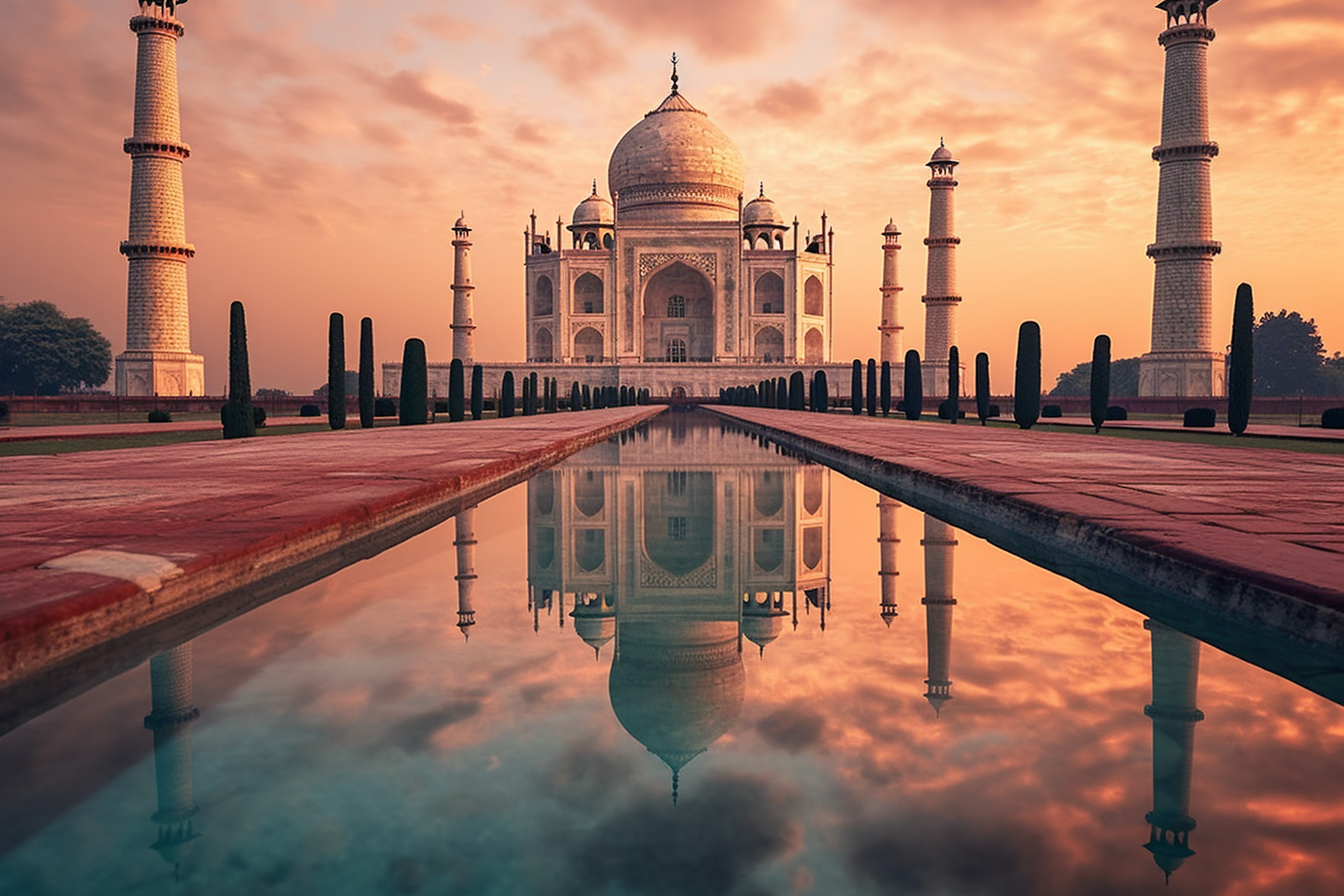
[0, 300, 112, 394]
[1051, 357, 1140, 397]
[1253, 310, 1326, 396]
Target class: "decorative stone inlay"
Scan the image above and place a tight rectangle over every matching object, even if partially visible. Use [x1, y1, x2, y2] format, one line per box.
[619, 182, 740, 212]
[570, 320, 606, 337]
[639, 555, 717, 589]
[638, 252, 716, 280]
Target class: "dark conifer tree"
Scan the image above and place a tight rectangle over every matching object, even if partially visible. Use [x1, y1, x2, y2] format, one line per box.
[358, 316, 375, 428]
[903, 349, 922, 422]
[328, 312, 346, 430]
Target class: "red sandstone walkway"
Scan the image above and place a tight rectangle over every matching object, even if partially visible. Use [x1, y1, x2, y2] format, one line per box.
[0, 408, 660, 685]
[713, 407, 1344, 642]
[0, 416, 318, 443]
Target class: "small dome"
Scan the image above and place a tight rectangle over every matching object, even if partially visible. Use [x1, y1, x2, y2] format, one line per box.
[883, 218, 901, 236]
[929, 139, 956, 164]
[572, 182, 614, 227]
[453, 212, 470, 229]
[743, 186, 785, 228]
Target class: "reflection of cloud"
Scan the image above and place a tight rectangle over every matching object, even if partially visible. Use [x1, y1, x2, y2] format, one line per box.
[560, 771, 801, 896]
[755, 707, 827, 753]
[383, 700, 483, 753]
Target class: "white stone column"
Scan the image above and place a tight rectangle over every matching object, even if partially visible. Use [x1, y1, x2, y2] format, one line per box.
[1139, 1, 1225, 397]
[922, 142, 961, 398]
[116, 3, 204, 397]
[450, 215, 475, 365]
[879, 220, 903, 365]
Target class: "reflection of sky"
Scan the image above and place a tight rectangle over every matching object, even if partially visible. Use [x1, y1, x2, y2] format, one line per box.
[2, 435, 1344, 894]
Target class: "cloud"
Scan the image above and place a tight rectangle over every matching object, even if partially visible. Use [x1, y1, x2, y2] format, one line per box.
[577, 0, 794, 60]
[524, 23, 628, 86]
[371, 70, 479, 131]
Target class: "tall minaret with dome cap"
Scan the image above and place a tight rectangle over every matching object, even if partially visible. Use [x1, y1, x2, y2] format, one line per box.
[1138, 0, 1224, 397]
[450, 214, 475, 364]
[922, 140, 961, 397]
[115, 0, 205, 397]
[879, 219, 903, 365]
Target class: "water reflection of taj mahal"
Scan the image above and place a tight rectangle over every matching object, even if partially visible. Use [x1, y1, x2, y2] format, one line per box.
[527, 417, 830, 799]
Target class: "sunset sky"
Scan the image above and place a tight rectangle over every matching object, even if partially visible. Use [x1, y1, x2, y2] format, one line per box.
[1, 0, 1341, 395]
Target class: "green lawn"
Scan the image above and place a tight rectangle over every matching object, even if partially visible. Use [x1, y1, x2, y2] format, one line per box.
[0, 423, 337, 456]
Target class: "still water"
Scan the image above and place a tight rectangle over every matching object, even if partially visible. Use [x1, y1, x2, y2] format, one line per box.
[1, 412, 1341, 895]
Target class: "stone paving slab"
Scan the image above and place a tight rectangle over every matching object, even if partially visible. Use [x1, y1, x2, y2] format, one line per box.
[0, 416, 318, 443]
[1045, 415, 1344, 442]
[712, 408, 1344, 650]
[0, 408, 661, 687]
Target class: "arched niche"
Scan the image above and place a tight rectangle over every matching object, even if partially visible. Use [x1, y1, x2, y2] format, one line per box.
[804, 275, 824, 316]
[575, 470, 605, 517]
[535, 527, 555, 569]
[642, 262, 713, 362]
[802, 526, 823, 571]
[574, 273, 604, 315]
[534, 327, 554, 363]
[642, 470, 714, 577]
[753, 470, 783, 518]
[754, 327, 783, 363]
[534, 275, 554, 317]
[574, 327, 604, 363]
[532, 471, 555, 516]
[803, 327, 824, 364]
[802, 466, 823, 515]
[575, 529, 605, 572]
[753, 528, 784, 573]
[754, 272, 784, 315]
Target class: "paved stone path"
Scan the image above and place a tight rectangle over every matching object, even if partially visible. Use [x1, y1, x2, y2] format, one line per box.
[1043, 415, 1344, 442]
[713, 407, 1344, 649]
[0, 408, 660, 686]
[0, 416, 318, 443]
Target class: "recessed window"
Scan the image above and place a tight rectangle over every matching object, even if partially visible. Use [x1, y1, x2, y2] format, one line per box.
[666, 338, 687, 363]
[667, 294, 686, 318]
[668, 517, 687, 540]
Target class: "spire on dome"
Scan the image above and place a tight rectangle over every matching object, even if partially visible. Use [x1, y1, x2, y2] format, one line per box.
[670, 52, 679, 94]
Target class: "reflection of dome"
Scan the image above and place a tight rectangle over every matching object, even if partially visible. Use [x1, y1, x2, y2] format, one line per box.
[609, 620, 745, 802]
[571, 594, 616, 659]
[572, 182, 614, 227]
[741, 613, 785, 656]
[1143, 828, 1195, 882]
[608, 87, 745, 224]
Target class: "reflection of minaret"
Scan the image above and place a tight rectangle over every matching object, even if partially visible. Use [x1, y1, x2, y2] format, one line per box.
[1142, 618, 1205, 882]
[454, 507, 477, 639]
[143, 641, 201, 879]
[921, 515, 957, 715]
[877, 495, 901, 626]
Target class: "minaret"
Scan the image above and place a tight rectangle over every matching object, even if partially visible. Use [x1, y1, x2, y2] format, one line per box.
[877, 494, 901, 626]
[454, 507, 477, 638]
[1142, 618, 1205, 882]
[450, 214, 476, 365]
[922, 140, 961, 398]
[1138, 1, 1225, 397]
[879, 220, 903, 365]
[143, 641, 201, 878]
[115, 1, 204, 398]
[921, 515, 957, 715]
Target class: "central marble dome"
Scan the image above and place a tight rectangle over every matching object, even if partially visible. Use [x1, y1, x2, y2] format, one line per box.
[607, 87, 746, 225]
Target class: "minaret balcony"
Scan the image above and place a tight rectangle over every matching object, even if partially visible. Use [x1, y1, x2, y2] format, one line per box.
[1152, 142, 1219, 162]
[124, 138, 191, 159]
[1158, 23, 1216, 46]
[923, 236, 961, 247]
[130, 14, 185, 37]
[1145, 241, 1221, 259]
[121, 241, 197, 259]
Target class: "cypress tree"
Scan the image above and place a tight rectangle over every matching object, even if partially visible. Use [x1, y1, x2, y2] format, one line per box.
[327, 312, 346, 430]
[582, 383, 591, 409]
[448, 358, 465, 421]
[975, 352, 991, 425]
[880, 361, 891, 417]
[399, 338, 428, 425]
[776, 376, 788, 409]
[1013, 320, 1042, 430]
[499, 371, 515, 418]
[851, 360, 863, 415]
[789, 371, 805, 410]
[530, 372, 540, 415]
[1090, 334, 1111, 433]
[593, 384, 604, 409]
[571, 381, 582, 411]
[818, 370, 829, 411]
[358, 316, 375, 429]
[903, 349, 923, 421]
[470, 364, 483, 420]
[1228, 282, 1254, 436]
[223, 300, 255, 439]
[867, 358, 878, 417]
[947, 346, 960, 424]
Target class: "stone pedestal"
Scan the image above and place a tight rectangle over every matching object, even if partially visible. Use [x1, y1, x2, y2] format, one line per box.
[1137, 351, 1225, 398]
[116, 350, 206, 397]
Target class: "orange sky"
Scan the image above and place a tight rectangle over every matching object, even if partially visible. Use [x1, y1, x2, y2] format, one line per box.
[1, 0, 1341, 395]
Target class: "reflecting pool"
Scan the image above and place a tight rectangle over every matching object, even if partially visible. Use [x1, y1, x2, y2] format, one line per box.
[2, 412, 1342, 894]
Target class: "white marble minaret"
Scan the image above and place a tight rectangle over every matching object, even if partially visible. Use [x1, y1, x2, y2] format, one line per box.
[143, 641, 201, 876]
[115, 1, 204, 397]
[921, 515, 957, 715]
[450, 214, 476, 364]
[922, 141, 961, 397]
[879, 220, 903, 365]
[1142, 618, 1204, 882]
[1138, 0, 1225, 397]
[877, 494, 901, 626]
[454, 507, 478, 637]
